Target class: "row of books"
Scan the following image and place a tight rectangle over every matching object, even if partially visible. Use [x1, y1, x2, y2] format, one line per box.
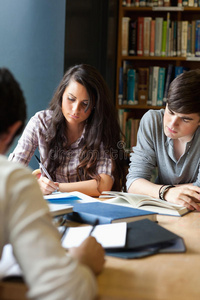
[122, 15, 200, 57]
[118, 109, 140, 149]
[122, 0, 200, 7]
[118, 62, 189, 106]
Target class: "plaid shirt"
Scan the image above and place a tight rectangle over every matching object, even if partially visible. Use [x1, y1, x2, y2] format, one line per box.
[9, 110, 113, 183]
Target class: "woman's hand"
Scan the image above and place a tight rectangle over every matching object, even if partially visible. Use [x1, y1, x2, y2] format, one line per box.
[38, 176, 59, 195]
[165, 184, 200, 211]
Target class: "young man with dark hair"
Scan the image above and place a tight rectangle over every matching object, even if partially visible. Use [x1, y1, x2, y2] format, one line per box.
[0, 68, 105, 300]
[127, 69, 200, 211]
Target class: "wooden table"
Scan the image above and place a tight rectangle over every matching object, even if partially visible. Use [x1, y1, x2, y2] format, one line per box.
[97, 212, 200, 300]
[1, 212, 200, 300]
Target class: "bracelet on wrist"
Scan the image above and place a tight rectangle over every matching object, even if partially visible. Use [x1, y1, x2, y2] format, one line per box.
[159, 185, 175, 201]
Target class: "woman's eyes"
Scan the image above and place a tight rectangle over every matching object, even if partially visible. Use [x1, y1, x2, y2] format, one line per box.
[67, 97, 88, 107]
[68, 97, 75, 102]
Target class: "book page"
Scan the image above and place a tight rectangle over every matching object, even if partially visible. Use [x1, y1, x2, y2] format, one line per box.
[102, 191, 184, 210]
[62, 222, 127, 249]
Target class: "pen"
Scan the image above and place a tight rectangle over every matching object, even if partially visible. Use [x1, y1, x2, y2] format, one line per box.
[34, 155, 53, 181]
[89, 219, 99, 236]
[61, 224, 68, 242]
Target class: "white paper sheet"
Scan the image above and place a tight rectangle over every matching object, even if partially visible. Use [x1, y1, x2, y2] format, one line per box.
[62, 222, 127, 249]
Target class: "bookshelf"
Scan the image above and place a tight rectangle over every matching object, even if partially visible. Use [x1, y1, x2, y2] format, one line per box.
[116, 0, 200, 149]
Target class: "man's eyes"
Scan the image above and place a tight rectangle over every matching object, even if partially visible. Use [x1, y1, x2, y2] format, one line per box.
[168, 109, 174, 115]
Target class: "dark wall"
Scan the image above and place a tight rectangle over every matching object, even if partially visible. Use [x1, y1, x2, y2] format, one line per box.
[64, 0, 118, 100]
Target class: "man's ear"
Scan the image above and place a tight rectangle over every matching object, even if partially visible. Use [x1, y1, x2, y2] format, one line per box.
[1, 121, 22, 146]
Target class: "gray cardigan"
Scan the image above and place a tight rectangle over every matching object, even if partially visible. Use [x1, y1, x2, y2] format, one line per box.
[126, 109, 200, 190]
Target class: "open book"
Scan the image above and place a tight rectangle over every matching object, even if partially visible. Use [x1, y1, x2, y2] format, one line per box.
[100, 191, 189, 216]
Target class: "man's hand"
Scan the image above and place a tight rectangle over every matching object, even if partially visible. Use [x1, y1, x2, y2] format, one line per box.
[165, 184, 200, 211]
[68, 236, 105, 275]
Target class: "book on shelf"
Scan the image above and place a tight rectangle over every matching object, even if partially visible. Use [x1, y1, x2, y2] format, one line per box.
[175, 66, 189, 78]
[157, 67, 166, 106]
[171, 21, 177, 57]
[124, 0, 131, 6]
[137, 17, 144, 56]
[122, 60, 133, 104]
[177, 0, 183, 6]
[155, 17, 163, 56]
[157, 0, 164, 6]
[125, 118, 132, 149]
[139, 0, 147, 6]
[121, 109, 131, 138]
[166, 12, 171, 56]
[100, 191, 190, 217]
[118, 109, 124, 134]
[122, 17, 130, 56]
[161, 20, 168, 56]
[188, 0, 194, 6]
[127, 68, 137, 105]
[118, 66, 123, 105]
[181, 20, 188, 57]
[138, 67, 149, 105]
[130, 118, 140, 147]
[143, 17, 152, 56]
[119, 9, 200, 59]
[191, 20, 196, 57]
[129, 19, 137, 56]
[177, 21, 181, 56]
[187, 23, 192, 57]
[118, 110, 139, 148]
[150, 19, 155, 56]
[147, 66, 153, 105]
[67, 201, 157, 225]
[152, 66, 159, 106]
[163, 64, 174, 104]
[195, 20, 200, 57]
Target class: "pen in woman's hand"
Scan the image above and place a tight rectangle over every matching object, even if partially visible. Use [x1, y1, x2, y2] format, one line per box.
[34, 155, 59, 193]
[34, 155, 53, 181]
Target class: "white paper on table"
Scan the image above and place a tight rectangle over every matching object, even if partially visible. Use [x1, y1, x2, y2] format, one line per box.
[62, 222, 127, 249]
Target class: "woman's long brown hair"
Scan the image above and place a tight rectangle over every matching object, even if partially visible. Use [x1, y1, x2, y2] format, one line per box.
[45, 64, 127, 191]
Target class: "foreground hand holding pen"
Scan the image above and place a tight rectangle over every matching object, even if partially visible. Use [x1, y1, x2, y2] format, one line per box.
[89, 219, 99, 236]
